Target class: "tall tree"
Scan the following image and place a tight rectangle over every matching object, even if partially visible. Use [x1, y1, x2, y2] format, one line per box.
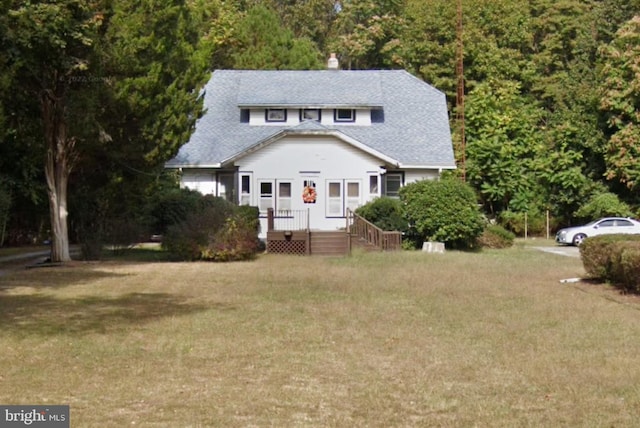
[231, 5, 323, 70]
[328, 0, 406, 69]
[464, 78, 543, 214]
[1, 0, 219, 258]
[2, 0, 104, 261]
[598, 16, 640, 191]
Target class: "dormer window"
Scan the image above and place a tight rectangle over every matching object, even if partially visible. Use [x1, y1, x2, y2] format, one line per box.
[335, 108, 355, 122]
[266, 108, 287, 122]
[300, 109, 321, 121]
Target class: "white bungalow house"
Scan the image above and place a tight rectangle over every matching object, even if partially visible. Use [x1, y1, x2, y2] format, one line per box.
[165, 61, 456, 245]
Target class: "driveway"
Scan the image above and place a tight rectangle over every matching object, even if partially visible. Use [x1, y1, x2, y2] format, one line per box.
[532, 245, 580, 258]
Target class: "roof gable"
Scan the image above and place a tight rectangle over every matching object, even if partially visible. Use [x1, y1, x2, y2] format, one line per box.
[223, 121, 399, 167]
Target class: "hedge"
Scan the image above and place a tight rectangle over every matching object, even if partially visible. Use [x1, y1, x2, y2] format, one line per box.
[579, 234, 640, 292]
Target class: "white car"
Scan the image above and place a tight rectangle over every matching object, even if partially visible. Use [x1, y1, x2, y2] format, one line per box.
[555, 217, 640, 246]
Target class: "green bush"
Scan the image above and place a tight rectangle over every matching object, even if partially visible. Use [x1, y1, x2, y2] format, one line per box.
[162, 195, 260, 262]
[147, 188, 207, 235]
[579, 235, 640, 292]
[574, 192, 633, 221]
[400, 178, 485, 249]
[499, 210, 546, 236]
[478, 224, 515, 249]
[355, 197, 407, 232]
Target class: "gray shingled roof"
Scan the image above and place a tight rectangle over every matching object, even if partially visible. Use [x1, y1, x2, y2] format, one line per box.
[166, 69, 456, 169]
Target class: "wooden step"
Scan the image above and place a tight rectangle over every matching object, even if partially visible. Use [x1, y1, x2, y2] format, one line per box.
[310, 231, 348, 256]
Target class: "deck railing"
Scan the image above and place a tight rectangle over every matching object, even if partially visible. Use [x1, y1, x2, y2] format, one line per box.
[266, 208, 309, 231]
[346, 209, 402, 251]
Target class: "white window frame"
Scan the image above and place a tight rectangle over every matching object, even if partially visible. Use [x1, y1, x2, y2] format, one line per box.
[239, 173, 252, 205]
[277, 181, 292, 214]
[368, 174, 379, 199]
[334, 108, 355, 122]
[346, 180, 361, 213]
[258, 180, 274, 213]
[326, 180, 343, 217]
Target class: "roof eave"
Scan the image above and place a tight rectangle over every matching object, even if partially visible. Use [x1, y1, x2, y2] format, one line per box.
[165, 163, 223, 169]
[399, 164, 457, 170]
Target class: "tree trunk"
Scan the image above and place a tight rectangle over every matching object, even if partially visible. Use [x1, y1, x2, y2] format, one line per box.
[42, 89, 74, 263]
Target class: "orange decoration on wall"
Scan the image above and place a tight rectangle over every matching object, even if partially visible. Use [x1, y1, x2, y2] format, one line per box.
[302, 186, 317, 203]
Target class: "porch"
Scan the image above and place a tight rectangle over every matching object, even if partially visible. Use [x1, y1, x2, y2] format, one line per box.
[265, 208, 402, 256]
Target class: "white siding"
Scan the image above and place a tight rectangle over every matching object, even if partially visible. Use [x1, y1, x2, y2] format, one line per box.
[179, 140, 444, 238]
[404, 170, 440, 184]
[181, 171, 216, 195]
[237, 135, 381, 233]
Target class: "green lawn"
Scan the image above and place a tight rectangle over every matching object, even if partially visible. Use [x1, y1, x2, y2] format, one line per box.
[1, 247, 639, 427]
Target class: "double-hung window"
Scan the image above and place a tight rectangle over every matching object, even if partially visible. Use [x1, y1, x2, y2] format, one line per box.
[240, 173, 252, 205]
[277, 182, 292, 214]
[259, 181, 274, 212]
[259, 179, 292, 214]
[384, 173, 402, 198]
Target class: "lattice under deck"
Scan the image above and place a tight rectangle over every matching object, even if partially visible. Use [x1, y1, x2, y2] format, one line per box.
[267, 240, 307, 255]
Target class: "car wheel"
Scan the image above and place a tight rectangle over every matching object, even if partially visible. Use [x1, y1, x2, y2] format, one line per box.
[572, 233, 587, 246]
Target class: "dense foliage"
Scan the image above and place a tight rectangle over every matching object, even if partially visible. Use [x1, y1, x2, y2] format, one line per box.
[2, 0, 640, 249]
[162, 195, 260, 261]
[400, 178, 485, 249]
[354, 197, 407, 232]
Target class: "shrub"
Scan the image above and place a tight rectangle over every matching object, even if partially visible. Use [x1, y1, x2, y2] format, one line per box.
[162, 195, 260, 262]
[580, 235, 623, 279]
[147, 188, 206, 236]
[400, 177, 484, 249]
[355, 197, 407, 232]
[499, 210, 546, 236]
[201, 216, 260, 261]
[580, 235, 640, 292]
[574, 192, 633, 221]
[478, 224, 515, 249]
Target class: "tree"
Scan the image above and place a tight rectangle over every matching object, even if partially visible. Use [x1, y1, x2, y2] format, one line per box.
[231, 5, 323, 70]
[464, 79, 543, 214]
[574, 192, 634, 221]
[598, 16, 640, 191]
[1, 0, 218, 260]
[2, 0, 104, 261]
[328, 0, 406, 69]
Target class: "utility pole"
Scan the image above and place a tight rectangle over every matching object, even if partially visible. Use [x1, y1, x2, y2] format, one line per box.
[456, 0, 466, 181]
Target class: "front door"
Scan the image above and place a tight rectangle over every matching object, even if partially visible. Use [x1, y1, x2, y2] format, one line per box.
[326, 179, 361, 217]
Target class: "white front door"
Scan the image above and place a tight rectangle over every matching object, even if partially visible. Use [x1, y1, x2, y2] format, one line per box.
[326, 179, 361, 217]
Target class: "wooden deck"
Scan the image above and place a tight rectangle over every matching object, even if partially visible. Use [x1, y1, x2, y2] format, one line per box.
[265, 208, 401, 256]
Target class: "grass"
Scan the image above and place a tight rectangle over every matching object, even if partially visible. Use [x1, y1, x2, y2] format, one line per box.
[1, 246, 640, 426]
